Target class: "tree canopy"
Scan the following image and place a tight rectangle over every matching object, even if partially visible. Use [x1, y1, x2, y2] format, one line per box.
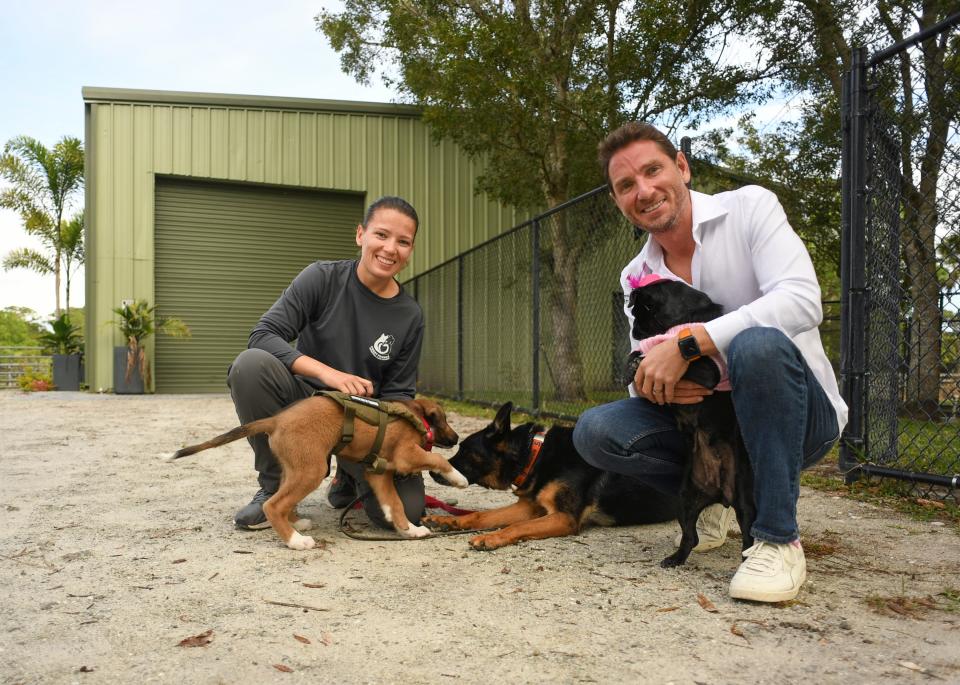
[319, 0, 775, 210]
[0, 306, 44, 348]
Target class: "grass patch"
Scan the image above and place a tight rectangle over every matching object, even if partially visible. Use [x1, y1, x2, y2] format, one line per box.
[802, 530, 843, 559]
[940, 588, 960, 612]
[864, 591, 960, 619]
[897, 417, 960, 474]
[800, 449, 960, 527]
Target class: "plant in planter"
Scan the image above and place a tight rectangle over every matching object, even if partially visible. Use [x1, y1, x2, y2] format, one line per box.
[37, 313, 84, 390]
[17, 367, 54, 392]
[112, 300, 191, 393]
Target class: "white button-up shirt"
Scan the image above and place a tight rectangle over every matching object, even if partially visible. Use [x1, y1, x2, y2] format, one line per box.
[620, 185, 847, 432]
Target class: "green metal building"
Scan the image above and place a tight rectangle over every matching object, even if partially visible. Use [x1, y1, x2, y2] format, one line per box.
[83, 87, 522, 394]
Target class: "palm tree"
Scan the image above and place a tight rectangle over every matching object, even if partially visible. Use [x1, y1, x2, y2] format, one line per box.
[0, 135, 84, 317]
[61, 212, 85, 314]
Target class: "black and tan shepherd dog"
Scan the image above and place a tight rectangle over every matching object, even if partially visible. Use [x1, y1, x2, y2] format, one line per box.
[625, 277, 756, 568]
[424, 402, 679, 550]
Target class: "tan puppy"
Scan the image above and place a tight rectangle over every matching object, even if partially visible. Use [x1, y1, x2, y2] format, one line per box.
[170, 396, 467, 549]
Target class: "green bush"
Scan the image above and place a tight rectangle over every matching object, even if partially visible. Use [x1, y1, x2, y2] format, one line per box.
[17, 367, 54, 391]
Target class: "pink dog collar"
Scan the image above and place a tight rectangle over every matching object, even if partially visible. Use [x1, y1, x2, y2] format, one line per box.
[627, 273, 666, 289]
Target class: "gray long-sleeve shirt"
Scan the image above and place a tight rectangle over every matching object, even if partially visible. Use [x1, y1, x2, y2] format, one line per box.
[248, 260, 424, 400]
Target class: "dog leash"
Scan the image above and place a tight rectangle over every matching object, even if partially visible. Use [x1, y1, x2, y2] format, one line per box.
[337, 492, 500, 541]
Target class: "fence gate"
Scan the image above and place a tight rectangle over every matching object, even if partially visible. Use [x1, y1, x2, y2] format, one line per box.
[840, 13, 960, 497]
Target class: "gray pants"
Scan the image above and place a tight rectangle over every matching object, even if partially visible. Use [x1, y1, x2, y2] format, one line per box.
[227, 348, 425, 529]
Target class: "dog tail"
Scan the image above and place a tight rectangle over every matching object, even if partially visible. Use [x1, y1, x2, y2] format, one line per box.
[169, 417, 275, 460]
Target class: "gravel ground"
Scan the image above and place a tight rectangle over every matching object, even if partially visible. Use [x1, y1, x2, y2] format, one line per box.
[1, 390, 958, 685]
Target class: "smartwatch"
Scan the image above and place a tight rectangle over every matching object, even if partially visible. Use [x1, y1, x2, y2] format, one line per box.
[677, 328, 702, 362]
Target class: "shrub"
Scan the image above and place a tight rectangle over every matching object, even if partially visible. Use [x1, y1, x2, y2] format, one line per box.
[17, 367, 54, 391]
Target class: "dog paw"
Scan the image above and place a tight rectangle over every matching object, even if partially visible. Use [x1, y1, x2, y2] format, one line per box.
[469, 534, 500, 551]
[400, 524, 432, 539]
[445, 468, 469, 488]
[292, 518, 314, 532]
[422, 515, 458, 532]
[286, 532, 316, 550]
[660, 553, 686, 568]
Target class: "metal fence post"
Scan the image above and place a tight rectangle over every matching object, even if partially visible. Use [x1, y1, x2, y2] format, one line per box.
[457, 257, 464, 401]
[840, 46, 869, 481]
[531, 219, 541, 413]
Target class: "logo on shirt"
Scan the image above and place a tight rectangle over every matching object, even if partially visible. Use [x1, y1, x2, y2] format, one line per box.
[369, 333, 396, 361]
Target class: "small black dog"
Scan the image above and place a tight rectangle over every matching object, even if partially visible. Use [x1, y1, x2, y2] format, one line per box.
[625, 278, 756, 568]
[425, 402, 679, 550]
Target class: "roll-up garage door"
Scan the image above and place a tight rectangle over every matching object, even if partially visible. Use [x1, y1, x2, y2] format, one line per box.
[154, 178, 363, 393]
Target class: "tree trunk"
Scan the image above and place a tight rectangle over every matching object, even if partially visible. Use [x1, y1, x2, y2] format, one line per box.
[54, 246, 62, 317]
[896, 20, 952, 419]
[902, 206, 942, 417]
[64, 265, 71, 315]
[544, 210, 587, 401]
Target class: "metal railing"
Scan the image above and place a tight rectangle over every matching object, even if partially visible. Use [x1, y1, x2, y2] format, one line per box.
[0, 347, 51, 389]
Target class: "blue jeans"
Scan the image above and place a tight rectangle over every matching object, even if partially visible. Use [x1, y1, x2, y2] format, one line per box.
[573, 327, 838, 543]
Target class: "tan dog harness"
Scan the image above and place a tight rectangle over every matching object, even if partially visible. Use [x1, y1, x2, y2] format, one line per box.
[317, 391, 430, 474]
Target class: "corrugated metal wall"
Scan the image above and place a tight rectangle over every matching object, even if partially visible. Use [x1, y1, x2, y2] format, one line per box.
[154, 178, 363, 393]
[83, 88, 523, 393]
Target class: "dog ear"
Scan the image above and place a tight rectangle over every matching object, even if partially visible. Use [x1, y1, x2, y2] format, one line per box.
[488, 402, 513, 437]
[682, 358, 721, 389]
[623, 351, 643, 386]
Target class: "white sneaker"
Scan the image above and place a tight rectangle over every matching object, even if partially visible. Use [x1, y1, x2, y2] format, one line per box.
[729, 540, 807, 602]
[674, 503, 735, 552]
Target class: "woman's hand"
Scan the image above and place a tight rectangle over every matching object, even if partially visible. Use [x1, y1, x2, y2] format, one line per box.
[291, 356, 374, 396]
[320, 368, 375, 396]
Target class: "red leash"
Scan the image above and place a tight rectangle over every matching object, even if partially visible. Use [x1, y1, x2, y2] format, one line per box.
[424, 495, 474, 516]
[348, 495, 472, 515]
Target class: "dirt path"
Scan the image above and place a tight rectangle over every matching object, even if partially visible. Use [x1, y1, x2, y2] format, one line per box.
[1, 391, 958, 684]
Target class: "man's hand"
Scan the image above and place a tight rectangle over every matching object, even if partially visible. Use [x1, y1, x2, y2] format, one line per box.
[668, 379, 714, 405]
[634, 339, 712, 405]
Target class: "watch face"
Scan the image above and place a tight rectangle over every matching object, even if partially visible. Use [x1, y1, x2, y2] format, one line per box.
[679, 334, 701, 360]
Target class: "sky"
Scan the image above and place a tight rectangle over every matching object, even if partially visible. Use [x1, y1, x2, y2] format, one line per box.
[0, 2, 801, 322]
[0, 0, 398, 320]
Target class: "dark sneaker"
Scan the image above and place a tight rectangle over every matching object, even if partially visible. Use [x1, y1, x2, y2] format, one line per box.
[234, 488, 274, 530]
[327, 469, 358, 508]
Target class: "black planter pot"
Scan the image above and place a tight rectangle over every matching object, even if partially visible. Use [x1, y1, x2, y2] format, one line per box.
[52, 353, 82, 391]
[113, 346, 145, 394]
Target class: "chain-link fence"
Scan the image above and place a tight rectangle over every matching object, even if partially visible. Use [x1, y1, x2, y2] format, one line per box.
[409, 187, 635, 420]
[841, 13, 960, 497]
[409, 154, 843, 420]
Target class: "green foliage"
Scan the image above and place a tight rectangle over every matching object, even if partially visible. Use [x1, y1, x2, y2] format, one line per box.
[111, 300, 191, 386]
[0, 135, 84, 315]
[16, 367, 54, 392]
[112, 300, 191, 347]
[2, 247, 55, 275]
[318, 0, 776, 210]
[692, 110, 843, 297]
[37, 313, 83, 355]
[0, 306, 44, 347]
